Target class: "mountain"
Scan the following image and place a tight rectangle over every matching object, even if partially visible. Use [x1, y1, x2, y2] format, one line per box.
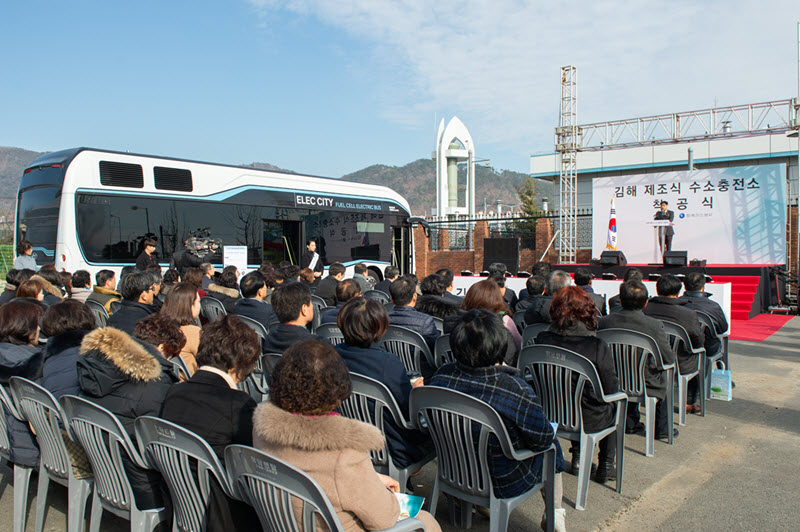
[0, 146, 551, 219]
[342, 158, 553, 216]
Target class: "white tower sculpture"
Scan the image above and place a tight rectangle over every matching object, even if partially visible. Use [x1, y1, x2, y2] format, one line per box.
[434, 117, 476, 218]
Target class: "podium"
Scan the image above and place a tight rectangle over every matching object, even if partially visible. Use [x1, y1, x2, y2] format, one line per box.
[646, 220, 673, 263]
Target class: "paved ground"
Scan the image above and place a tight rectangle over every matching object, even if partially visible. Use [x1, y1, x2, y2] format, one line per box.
[1, 317, 798, 531]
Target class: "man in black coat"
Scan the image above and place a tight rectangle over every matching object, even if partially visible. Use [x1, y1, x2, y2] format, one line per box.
[599, 279, 677, 438]
[320, 279, 361, 325]
[436, 268, 463, 305]
[315, 262, 345, 307]
[233, 271, 279, 329]
[523, 270, 571, 325]
[299, 239, 324, 280]
[515, 276, 545, 314]
[262, 281, 326, 354]
[489, 262, 518, 310]
[682, 272, 728, 356]
[643, 274, 704, 411]
[574, 267, 607, 316]
[373, 265, 399, 295]
[106, 270, 157, 334]
[387, 275, 438, 379]
[654, 200, 675, 256]
[608, 268, 644, 314]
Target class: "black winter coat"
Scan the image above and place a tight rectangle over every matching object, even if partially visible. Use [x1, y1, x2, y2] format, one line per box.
[642, 296, 703, 374]
[315, 275, 339, 307]
[105, 300, 157, 335]
[39, 329, 92, 399]
[535, 329, 619, 433]
[414, 294, 459, 320]
[0, 342, 43, 467]
[233, 298, 279, 330]
[523, 295, 554, 325]
[682, 291, 728, 355]
[206, 284, 241, 314]
[262, 323, 326, 354]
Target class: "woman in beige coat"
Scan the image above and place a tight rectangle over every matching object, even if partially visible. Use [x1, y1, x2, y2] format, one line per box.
[253, 339, 440, 532]
[160, 282, 202, 374]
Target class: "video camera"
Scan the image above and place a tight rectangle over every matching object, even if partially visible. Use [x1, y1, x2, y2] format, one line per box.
[186, 227, 221, 257]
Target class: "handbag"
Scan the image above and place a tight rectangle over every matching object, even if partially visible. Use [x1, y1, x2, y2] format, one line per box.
[710, 363, 732, 401]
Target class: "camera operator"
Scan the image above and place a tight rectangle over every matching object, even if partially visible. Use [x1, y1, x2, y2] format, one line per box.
[171, 233, 219, 277]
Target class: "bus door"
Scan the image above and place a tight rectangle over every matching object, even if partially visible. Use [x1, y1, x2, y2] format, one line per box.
[392, 225, 412, 276]
[263, 219, 301, 265]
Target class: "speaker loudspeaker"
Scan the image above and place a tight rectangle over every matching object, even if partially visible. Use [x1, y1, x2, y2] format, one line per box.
[599, 251, 627, 266]
[663, 251, 688, 266]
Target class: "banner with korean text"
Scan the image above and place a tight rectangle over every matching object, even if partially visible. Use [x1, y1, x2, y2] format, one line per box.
[591, 164, 786, 264]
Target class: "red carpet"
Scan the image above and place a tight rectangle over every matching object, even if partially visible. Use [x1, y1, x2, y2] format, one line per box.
[729, 314, 794, 342]
[710, 276, 760, 320]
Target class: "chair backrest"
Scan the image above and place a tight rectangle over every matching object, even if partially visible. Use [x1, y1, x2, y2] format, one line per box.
[512, 311, 526, 333]
[261, 353, 283, 389]
[522, 322, 550, 346]
[309, 295, 327, 332]
[409, 386, 522, 500]
[0, 384, 19, 462]
[432, 317, 444, 334]
[696, 310, 727, 336]
[225, 445, 346, 532]
[596, 328, 662, 398]
[85, 299, 109, 327]
[200, 296, 227, 322]
[171, 356, 193, 381]
[135, 416, 232, 532]
[433, 334, 454, 368]
[363, 290, 390, 304]
[237, 314, 269, 343]
[60, 395, 145, 513]
[336, 373, 406, 471]
[9, 377, 71, 480]
[315, 323, 344, 345]
[109, 299, 122, 314]
[378, 326, 434, 376]
[516, 345, 604, 435]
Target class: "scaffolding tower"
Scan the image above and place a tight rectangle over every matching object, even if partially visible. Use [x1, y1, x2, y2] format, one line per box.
[556, 66, 579, 263]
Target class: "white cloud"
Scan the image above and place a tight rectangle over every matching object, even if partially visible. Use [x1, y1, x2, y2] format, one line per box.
[248, 1, 800, 162]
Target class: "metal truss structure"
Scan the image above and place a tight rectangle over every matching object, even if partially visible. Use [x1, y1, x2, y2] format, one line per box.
[577, 98, 799, 151]
[556, 66, 579, 263]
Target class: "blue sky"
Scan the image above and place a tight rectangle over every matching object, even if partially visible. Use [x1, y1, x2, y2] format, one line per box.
[1, 1, 799, 177]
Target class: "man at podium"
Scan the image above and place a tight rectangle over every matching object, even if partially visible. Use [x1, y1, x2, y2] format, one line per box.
[653, 200, 674, 255]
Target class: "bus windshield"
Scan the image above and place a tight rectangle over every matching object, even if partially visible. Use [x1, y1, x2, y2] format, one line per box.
[17, 184, 62, 265]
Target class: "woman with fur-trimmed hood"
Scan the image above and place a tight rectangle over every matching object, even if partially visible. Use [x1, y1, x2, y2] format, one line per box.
[253, 339, 441, 532]
[77, 326, 178, 510]
[31, 269, 65, 306]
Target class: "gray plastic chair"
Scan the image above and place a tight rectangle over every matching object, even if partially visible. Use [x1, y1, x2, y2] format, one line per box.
[236, 314, 269, 344]
[517, 345, 627, 511]
[200, 297, 227, 322]
[9, 377, 93, 532]
[0, 384, 34, 532]
[60, 396, 168, 532]
[85, 299, 109, 327]
[409, 386, 556, 532]
[660, 321, 704, 425]
[432, 317, 444, 334]
[337, 373, 434, 492]
[135, 416, 233, 532]
[695, 312, 726, 397]
[433, 334, 454, 368]
[378, 326, 435, 377]
[596, 329, 676, 455]
[170, 356, 193, 381]
[364, 289, 391, 304]
[224, 445, 426, 532]
[521, 322, 550, 347]
[315, 323, 344, 345]
[512, 312, 526, 333]
[310, 295, 327, 332]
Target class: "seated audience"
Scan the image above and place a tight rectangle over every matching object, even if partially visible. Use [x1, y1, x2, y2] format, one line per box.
[643, 274, 704, 413]
[78, 323, 177, 509]
[316, 262, 345, 307]
[387, 276, 438, 378]
[59, 271, 73, 299]
[524, 270, 572, 325]
[436, 268, 463, 305]
[161, 314, 262, 531]
[536, 286, 619, 483]
[299, 267, 316, 288]
[133, 314, 187, 369]
[599, 280, 677, 439]
[283, 264, 301, 282]
[456, 279, 520, 362]
[200, 262, 215, 290]
[207, 269, 240, 313]
[160, 282, 203, 373]
[682, 272, 728, 356]
[430, 310, 565, 531]
[373, 265, 399, 295]
[183, 267, 207, 298]
[574, 268, 607, 316]
[160, 268, 180, 298]
[144, 268, 164, 311]
[335, 297, 432, 469]
[516, 275, 545, 315]
[518, 261, 552, 302]
[488, 262, 518, 310]
[70, 270, 92, 303]
[415, 273, 459, 319]
[262, 281, 324, 353]
[321, 279, 361, 324]
[607, 268, 644, 314]
[117, 265, 137, 292]
[16, 278, 46, 305]
[352, 262, 372, 293]
[0, 300, 44, 468]
[33, 269, 65, 305]
[254, 340, 441, 532]
[106, 270, 158, 334]
[233, 271, 279, 329]
[86, 269, 122, 312]
[0, 269, 34, 305]
[39, 300, 96, 399]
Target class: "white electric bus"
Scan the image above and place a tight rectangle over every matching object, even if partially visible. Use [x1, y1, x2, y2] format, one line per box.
[15, 148, 417, 281]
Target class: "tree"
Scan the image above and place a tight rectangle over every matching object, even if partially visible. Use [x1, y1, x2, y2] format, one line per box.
[512, 176, 540, 245]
